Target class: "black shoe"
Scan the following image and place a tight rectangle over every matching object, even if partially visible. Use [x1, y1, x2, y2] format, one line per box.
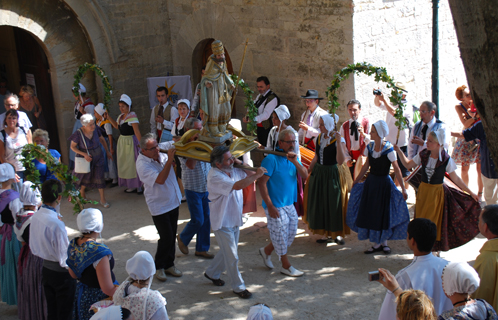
[233, 289, 252, 299]
[316, 237, 332, 244]
[364, 246, 384, 254]
[334, 236, 345, 245]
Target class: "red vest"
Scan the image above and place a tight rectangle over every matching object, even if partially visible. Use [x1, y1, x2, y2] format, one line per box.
[342, 118, 369, 156]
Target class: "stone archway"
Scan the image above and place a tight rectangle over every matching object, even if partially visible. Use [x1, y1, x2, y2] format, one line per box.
[0, 0, 117, 162]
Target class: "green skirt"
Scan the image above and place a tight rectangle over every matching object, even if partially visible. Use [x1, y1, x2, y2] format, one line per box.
[303, 163, 343, 235]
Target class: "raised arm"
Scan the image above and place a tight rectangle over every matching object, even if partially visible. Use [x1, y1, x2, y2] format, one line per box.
[393, 144, 417, 170]
[233, 167, 266, 190]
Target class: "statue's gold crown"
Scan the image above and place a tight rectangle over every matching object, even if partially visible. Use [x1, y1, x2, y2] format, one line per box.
[211, 40, 225, 55]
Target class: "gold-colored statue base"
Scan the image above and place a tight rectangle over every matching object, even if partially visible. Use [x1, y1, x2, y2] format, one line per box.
[173, 125, 258, 162]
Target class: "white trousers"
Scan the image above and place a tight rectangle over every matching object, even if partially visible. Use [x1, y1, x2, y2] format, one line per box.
[205, 226, 245, 292]
[482, 173, 498, 205]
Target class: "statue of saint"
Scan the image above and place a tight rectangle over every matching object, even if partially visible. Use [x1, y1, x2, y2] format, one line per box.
[200, 40, 235, 137]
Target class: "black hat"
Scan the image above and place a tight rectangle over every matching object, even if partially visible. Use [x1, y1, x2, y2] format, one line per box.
[301, 89, 323, 100]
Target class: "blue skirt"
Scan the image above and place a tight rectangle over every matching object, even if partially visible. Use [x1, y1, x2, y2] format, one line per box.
[346, 174, 409, 244]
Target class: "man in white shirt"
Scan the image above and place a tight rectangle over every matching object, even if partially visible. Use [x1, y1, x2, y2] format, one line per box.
[408, 101, 447, 160]
[150, 86, 179, 143]
[243, 76, 280, 146]
[374, 87, 412, 183]
[297, 89, 328, 150]
[1, 93, 32, 133]
[377, 218, 452, 320]
[136, 133, 182, 281]
[30, 179, 76, 320]
[204, 145, 266, 299]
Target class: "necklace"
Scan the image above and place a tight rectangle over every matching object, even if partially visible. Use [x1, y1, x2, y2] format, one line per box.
[452, 298, 471, 306]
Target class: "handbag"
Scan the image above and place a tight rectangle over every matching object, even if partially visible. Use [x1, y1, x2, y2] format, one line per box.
[74, 130, 91, 174]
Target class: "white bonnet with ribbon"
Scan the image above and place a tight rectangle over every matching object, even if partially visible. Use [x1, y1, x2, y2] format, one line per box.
[20, 181, 41, 206]
[373, 120, 389, 139]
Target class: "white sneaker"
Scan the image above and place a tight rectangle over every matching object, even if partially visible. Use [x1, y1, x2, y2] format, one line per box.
[281, 266, 304, 277]
[259, 247, 274, 269]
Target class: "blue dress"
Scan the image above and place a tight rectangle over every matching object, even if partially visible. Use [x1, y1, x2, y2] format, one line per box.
[346, 141, 409, 243]
[67, 239, 117, 320]
[33, 149, 61, 183]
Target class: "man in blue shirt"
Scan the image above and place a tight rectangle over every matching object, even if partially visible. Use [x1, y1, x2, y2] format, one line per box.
[257, 129, 309, 277]
[462, 120, 498, 205]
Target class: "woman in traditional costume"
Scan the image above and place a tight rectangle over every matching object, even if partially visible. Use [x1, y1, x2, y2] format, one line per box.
[113, 251, 168, 320]
[14, 181, 46, 320]
[171, 99, 191, 201]
[106, 94, 143, 194]
[439, 262, 497, 320]
[265, 105, 300, 159]
[303, 114, 349, 244]
[0, 163, 22, 305]
[346, 120, 410, 254]
[67, 208, 118, 320]
[395, 129, 480, 251]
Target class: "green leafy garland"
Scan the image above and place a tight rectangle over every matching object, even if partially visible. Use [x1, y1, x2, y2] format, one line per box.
[326, 62, 408, 142]
[73, 63, 113, 110]
[21, 144, 97, 214]
[230, 74, 258, 134]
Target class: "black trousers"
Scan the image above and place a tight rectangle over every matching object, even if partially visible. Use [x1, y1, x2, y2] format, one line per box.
[152, 207, 179, 270]
[257, 125, 272, 147]
[42, 267, 76, 320]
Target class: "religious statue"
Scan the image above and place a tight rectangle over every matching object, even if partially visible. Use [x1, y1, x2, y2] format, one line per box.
[200, 40, 235, 137]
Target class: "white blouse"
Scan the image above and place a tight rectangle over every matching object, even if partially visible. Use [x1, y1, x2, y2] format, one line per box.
[363, 141, 397, 162]
[413, 154, 457, 182]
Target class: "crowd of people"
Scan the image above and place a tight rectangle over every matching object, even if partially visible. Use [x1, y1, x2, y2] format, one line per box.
[1, 40, 498, 319]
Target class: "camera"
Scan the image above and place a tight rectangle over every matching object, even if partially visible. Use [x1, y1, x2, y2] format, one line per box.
[373, 89, 382, 96]
[368, 271, 380, 281]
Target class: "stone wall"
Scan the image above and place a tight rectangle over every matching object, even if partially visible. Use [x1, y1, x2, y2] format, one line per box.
[352, 0, 467, 148]
[168, 0, 356, 129]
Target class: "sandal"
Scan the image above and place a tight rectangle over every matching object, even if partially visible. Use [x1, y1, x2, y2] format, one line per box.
[100, 202, 110, 208]
[364, 246, 384, 254]
[383, 246, 391, 254]
[233, 289, 252, 299]
[204, 272, 225, 286]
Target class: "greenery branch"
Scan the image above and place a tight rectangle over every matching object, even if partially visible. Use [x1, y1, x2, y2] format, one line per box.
[230, 74, 258, 135]
[326, 62, 408, 143]
[73, 63, 113, 111]
[21, 144, 97, 214]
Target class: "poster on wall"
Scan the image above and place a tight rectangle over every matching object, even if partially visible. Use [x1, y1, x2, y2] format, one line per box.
[146, 75, 193, 109]
[26, 73, 37, 96]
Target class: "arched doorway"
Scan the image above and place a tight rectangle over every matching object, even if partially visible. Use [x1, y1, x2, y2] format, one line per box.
[0, 26, 60, 150]
[192, 38, 237, 117]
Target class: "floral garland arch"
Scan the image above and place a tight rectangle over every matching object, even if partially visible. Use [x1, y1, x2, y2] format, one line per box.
[326, 62, 408, 142]
[230, 74, 258, 134]
[72, 63, 113, 110]
[21, 144, 97, 214]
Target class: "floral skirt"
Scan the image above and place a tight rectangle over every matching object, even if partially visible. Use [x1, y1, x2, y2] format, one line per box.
[452, 137, 480, 166]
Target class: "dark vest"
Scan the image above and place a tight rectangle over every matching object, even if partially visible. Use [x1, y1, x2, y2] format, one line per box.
[119, 121, 135, 136]
[368, 144, 393, 176]
[315, 134, 337, 166]
[419, 148, 450, 184]
[255, 90, 280, 130]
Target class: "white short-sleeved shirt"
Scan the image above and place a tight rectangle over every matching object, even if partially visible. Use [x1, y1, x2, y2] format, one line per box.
[0, 111, 32, 133]
[363, 141, 397, 162]
[412, 153, 457, 182]
[207, 167, 246, 231]
[0, 128, 28, 171]
[378, 102, 412, 147]
[135, 152, 181, 216]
